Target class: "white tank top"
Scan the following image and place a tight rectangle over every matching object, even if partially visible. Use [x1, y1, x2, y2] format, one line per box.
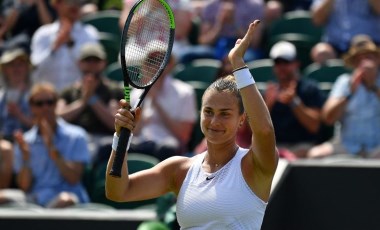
[176, 148, 267, 230]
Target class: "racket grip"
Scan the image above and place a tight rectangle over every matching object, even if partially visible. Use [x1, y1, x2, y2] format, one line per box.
[109, 127, 131, 177]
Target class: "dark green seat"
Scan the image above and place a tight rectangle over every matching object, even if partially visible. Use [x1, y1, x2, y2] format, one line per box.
[269, 10, 322, 42]
[173, 59, 221, 84]
[105, 61, 123, 82]
[303, 59, 351, 94]
[82, 10, 121, 40]
[98, 32, 120, 64]
[247, 59, 276, 82]
[90, 153, 160, 209]
[247, 59, 276, 93]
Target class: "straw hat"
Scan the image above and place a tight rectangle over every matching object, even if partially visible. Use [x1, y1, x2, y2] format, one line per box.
[342, 34, 380, 68]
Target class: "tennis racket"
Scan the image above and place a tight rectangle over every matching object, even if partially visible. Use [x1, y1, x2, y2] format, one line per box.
[109, 0, 175, 177]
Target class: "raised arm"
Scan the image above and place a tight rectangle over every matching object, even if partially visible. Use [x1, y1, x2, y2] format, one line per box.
[311, 0, 335, 26]
[228, 21, 278, 176]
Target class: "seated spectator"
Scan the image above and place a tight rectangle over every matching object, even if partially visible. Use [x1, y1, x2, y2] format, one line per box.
[198, 0, 265, 61]
[129, 48, 197, 161]
[264, 41, 325, 158]
[307, 36, 380, 158]
[0, 46, 33, 142]
[56, 43, 123, 159]
[311, 0, 380, 56]
[0, 0, 56, 52]
[4, 82, 90, 208]
[30, 0, 99, 92]
[310, 42, 337, 65]
[0, 138, 13, 190]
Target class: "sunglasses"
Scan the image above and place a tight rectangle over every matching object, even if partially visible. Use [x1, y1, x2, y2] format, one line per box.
[82, 57, 102, 62]
[31, 99, 56, 107]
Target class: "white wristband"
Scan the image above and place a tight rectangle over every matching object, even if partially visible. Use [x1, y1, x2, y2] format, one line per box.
[112, 133, 119, 151]
[112, 132, 133, 152]
[233, 67, 255, 89]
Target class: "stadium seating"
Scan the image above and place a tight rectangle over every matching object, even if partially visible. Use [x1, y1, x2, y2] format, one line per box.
[105, 61, 123, 82]
[303, 59, 352, 94]
[269, 10, 322, 41]
[172, 58, 221, 84]
[247, 58, 276, 92]
[90, 153, 160, 210]
[81, 10, 121, 40]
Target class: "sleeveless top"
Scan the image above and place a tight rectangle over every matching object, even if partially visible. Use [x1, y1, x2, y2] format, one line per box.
[176, 148, 267, 230]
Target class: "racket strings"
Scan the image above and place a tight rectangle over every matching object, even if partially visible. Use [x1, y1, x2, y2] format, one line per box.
[124, 0, 170, 87]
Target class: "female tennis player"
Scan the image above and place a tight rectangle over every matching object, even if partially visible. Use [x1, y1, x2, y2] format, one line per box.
[106, 20, 278, 229]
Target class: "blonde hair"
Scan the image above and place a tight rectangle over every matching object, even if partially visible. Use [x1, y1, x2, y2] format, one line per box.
[204, 75, 244, 114]
[29, 82, 59, 103]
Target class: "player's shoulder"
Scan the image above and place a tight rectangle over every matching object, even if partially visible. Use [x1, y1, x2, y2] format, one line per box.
[161, 155, 199, 175]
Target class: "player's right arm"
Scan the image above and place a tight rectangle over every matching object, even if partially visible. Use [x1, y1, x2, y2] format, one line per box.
[105, 100, 190, 201]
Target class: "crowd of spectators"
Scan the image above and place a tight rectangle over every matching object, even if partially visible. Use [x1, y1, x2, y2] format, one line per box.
[0, 0, 379, 211]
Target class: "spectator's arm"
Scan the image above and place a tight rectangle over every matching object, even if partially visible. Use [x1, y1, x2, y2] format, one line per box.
[88, 98, 119, 131]
[50, 148, 84, 185]
[0, 9, 20, 40]
[311, 0, 335, 26]
[321, 97, 348, 125]
[56, 98, 87, 122]
[0, 141, 13, 189]
[36, 0, 54, 24]
[291, 102, 321, 134]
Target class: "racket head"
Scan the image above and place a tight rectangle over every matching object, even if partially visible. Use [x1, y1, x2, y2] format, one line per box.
[120, 0, 175, 90]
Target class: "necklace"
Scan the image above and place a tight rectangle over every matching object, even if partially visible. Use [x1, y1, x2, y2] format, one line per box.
[206, 145, 238, 169]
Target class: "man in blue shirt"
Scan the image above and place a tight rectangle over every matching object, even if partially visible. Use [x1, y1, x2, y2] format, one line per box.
[308, 35, 380, 158]
[12, 82, 90, 208]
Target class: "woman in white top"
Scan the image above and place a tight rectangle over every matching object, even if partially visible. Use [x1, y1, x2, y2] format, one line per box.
[106, 20, 278, 229]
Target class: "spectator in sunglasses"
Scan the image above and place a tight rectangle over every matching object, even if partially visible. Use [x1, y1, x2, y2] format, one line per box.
[0, 82, 91, 208]
[263, 41, 325, 158]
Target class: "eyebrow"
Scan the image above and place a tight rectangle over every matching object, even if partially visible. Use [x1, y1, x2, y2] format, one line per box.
[203, 107, 233, 112]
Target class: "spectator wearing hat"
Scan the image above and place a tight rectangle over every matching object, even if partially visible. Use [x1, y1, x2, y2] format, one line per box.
[30, 0, 99, 92]
[0, 47, 33, 142]
[307, 35, 380, 159]
[264, 41, 326, 158]
[56, 42, 123, 159]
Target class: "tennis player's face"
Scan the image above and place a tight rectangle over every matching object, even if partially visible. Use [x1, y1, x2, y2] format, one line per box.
[201, 90, 242, 144]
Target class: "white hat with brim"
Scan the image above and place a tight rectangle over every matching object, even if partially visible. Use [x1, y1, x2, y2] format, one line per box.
[0, 48, 29, 65]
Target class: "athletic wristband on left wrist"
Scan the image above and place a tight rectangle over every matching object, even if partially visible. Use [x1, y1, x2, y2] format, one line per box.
[233, 68, 255, 89]
[112, 132, 134, 152]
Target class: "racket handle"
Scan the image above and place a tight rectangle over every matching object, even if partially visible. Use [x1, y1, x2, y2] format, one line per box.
[109, 127, 131, 177]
